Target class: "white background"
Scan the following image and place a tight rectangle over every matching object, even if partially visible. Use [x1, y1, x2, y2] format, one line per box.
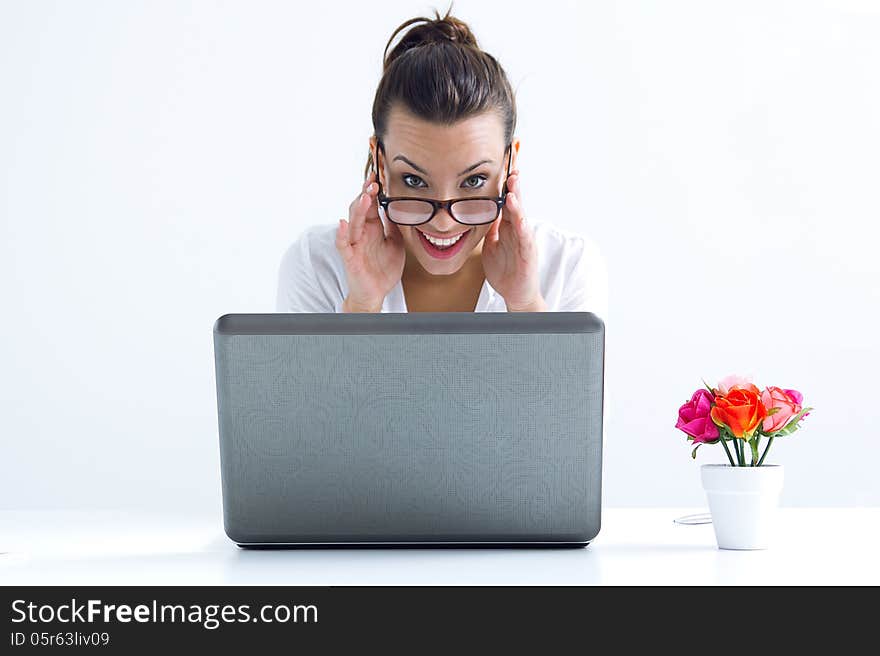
[1, 0, 877, 512]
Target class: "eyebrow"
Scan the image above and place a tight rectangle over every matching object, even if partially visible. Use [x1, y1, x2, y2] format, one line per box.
[392, 154, 494, 177]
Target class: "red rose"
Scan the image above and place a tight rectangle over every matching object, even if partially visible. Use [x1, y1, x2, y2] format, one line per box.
[710, 383, 767, 439]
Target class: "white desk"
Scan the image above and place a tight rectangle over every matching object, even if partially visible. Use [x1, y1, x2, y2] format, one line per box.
[1, 508, 877, 585]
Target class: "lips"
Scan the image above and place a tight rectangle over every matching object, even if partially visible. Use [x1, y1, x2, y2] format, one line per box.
[415, 227, 471, 259]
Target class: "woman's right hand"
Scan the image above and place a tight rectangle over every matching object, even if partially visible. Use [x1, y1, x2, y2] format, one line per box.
[335, 169, 406, 312]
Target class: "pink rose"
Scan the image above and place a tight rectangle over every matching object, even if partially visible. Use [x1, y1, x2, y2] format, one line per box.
[761, 386, 803, 433]
[716, 374, 754, 396]
[785, 388, 810, 420]
[676, 388, 720, 443]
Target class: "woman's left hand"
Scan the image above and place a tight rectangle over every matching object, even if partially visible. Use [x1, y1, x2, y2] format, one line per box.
[481, 169, 546, 311]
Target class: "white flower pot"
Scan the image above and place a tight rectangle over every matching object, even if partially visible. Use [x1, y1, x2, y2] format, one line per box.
[700, 463, 784, 550]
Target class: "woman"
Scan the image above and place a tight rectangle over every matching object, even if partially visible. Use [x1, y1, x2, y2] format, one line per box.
[276, 9, 607, 319]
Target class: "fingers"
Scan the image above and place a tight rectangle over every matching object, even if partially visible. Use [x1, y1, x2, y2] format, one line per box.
[351, 190, 369, 244]
[335, 219, 354, 263]
[384, 216, 404, 246]
[339, 170, 385, 261]
[487, 215, 501, 244]
[503, 168, 522, 217]
[348, 177, 379, 245]
[503, 181, 526, 233]
[496, 169, 528, 252]
[508, 168, 521, 204]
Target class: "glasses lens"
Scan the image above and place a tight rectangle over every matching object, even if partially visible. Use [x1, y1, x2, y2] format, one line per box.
[386, 200, 434, 225]
[451, 199, 499, 225]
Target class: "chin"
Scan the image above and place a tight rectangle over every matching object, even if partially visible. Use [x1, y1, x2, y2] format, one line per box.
[407, 247, 465, 275]
[418, 257, 466, 276]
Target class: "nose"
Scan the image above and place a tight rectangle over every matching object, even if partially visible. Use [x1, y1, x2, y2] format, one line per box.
[427, 206, 459, 232]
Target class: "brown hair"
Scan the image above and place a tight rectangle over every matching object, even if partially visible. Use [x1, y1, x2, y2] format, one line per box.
[364, 4, 517, 179]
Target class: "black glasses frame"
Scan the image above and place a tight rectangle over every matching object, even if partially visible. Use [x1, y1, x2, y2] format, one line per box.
[373, 138, 513, 226]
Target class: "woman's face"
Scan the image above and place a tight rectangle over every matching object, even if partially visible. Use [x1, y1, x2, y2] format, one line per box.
[371, 105, 516, 277]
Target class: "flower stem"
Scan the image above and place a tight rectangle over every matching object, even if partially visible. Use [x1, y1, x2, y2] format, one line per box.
[757, 436, 775, 466]
[719, 435, 736, 466]
[737, 438, 745, 466]
[750, 438, 760, 466]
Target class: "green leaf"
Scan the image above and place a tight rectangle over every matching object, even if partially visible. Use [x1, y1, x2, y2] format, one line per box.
[692, 443, 701, 459]
[768, 422, 799, 438]
[795, 406, 814, 422]
[766, 406, 780, 416]
[701, 378, 716, 395]
[771, 406, 814, 437]
[772, 423, 800, 438]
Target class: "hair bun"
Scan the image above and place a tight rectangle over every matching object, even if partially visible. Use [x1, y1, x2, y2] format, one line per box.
[383, 8, 479, 70]
[422, 13, 477, 47]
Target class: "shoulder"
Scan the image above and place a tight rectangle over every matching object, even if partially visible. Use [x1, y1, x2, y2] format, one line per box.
[279, 223, 344, 275]
[531, 220, 603, 262]
[282, 223, 338, 260]
[529, 220, 608, 320]
[276, 223, 346, 312]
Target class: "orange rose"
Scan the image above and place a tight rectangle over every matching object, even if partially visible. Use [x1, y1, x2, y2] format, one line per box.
[710, 383, 767, 439]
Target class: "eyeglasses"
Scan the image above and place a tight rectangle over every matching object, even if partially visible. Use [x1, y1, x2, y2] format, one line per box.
[372, 139, 513, 226]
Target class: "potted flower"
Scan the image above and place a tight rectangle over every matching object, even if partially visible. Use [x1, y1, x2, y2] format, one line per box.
[675, 374, 813, 550]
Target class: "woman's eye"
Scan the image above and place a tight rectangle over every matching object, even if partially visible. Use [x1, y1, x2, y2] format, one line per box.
[463, 175, 488, 189]
[402, 174, 426, 188]
[401, 173, 487, 190]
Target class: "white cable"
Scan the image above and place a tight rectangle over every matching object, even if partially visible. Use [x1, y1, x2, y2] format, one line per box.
[673, 512, 712, 525]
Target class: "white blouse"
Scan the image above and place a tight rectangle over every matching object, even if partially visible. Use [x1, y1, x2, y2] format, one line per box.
[275, 220, 608, 322]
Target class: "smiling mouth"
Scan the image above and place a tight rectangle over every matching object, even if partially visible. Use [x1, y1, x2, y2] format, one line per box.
[415, 227, 472, 258]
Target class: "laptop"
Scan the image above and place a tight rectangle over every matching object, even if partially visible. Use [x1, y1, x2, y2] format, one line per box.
[212, 311, 605, 547]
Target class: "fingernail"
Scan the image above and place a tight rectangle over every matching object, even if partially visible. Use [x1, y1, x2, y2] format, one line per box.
[366, 183, 374, 193]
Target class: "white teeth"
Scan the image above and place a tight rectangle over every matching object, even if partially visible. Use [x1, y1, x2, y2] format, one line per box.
[420, 230, 466, 247]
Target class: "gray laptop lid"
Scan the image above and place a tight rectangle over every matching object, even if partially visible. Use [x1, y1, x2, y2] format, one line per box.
[213, 312, 604, 546]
